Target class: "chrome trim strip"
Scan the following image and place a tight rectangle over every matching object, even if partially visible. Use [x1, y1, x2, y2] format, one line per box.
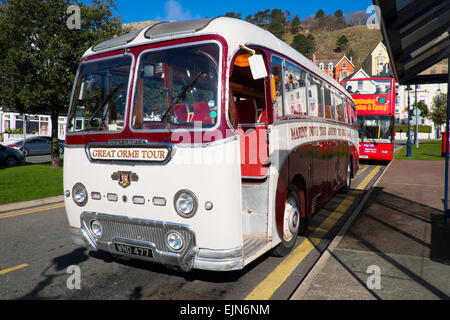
[194, 247, 244, 271]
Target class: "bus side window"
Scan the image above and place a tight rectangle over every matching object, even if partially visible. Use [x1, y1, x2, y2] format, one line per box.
[270, 56, 284, 119]
[284, 61, 307, 116]
[351, 104, 357, 127]
[324, 86, 333, 120]
[336, 95, 344, 122]
[330, 90, 337, 120]
[308, 74, 323, 117]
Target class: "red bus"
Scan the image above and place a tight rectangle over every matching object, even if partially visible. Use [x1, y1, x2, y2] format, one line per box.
[341, 77, 396, 161]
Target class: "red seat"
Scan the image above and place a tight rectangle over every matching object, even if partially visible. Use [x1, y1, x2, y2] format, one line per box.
[175, 104, 188, 122]
[235, 99, 257, 124]
[192, 102, 213, 124]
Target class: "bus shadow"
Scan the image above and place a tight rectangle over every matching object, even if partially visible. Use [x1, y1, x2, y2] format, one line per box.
[317, 187, 450, 299]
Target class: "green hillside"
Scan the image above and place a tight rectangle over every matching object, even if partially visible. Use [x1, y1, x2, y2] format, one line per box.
[284, 25, 383, 69]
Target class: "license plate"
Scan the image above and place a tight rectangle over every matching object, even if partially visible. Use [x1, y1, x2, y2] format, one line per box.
[114, 242, 153, 258]
[360, 155, 369, 159]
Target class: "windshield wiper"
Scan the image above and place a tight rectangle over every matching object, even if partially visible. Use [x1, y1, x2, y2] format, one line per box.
[87, 82, 124, 129]
[362, 127, 378, 145]
[160, 72, 206, 123]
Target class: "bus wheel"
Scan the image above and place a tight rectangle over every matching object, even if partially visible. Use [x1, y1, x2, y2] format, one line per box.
[273, 185, 305, 257]
[339, 159, 352, 194]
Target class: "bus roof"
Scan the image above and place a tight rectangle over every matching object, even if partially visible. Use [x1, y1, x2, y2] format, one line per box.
[84, 17, 351, 100]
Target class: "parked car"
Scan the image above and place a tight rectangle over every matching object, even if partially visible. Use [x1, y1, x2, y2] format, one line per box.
[0, 144, 24, 166]
[8, 136, 65, 156]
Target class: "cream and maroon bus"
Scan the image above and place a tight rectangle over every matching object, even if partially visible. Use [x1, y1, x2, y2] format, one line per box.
[64, 17, 359, 272]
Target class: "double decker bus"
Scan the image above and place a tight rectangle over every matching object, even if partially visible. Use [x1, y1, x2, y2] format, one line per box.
[341, 77, 396, 161]
[64, 17, 359, 272]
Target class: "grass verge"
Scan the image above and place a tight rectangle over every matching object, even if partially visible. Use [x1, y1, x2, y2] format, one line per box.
[0, 163, 63, 205]
[395, 140, 445, 161]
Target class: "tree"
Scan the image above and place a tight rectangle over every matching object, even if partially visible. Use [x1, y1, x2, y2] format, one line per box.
[225, 12, 241, 19]
[429, 93, 447, 127]
[336, 35, 349, 52]
[347, 10, 368, 26]
[0, 0, 124, 168]
[291, 34, 316, 59]
[412, 101, 429, 119]
[334, 9, 347, 28]
[315, 9, 325, 20]
[291, 14, 301, 34]
[267, 9, 286, 39]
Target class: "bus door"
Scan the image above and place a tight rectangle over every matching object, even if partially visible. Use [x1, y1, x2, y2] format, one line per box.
[230, 50, 269, 179]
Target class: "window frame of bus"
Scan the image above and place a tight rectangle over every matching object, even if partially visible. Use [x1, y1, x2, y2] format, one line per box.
[270, 55, 285, 120]
[323, 84, 336, 121]
[283, 60, 309, 117]
[308, 74, 325, 118]
[129, 40, 223, 133]
[67, 54, 134, 135]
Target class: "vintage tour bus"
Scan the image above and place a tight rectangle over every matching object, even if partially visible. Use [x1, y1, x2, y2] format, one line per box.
[64, 17, 359, 271]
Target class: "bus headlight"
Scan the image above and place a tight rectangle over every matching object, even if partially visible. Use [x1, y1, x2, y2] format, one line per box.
[90, 220, 103, 238]
[166, 232, 184, 251]
[174, 190, 198, 218]
[72, 183, 88, 207]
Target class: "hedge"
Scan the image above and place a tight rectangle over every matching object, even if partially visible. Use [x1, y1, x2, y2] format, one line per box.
[395, 125, 431, 133]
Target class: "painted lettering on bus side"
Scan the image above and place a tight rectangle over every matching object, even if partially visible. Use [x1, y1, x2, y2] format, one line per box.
[291, 126, 308, 141]
[328, 127, 337, 136]
[309, 126, 319, 137]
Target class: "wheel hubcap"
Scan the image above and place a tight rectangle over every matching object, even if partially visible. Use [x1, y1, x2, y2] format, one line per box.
[283, 198, 300, 241]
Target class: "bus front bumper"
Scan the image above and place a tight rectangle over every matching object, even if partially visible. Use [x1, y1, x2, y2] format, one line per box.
[70, 212, 244, 272]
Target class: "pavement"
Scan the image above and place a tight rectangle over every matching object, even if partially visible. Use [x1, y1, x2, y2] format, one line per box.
[291, 159, 450, 300]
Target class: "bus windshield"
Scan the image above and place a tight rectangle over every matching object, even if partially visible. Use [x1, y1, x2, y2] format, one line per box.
[358, 115, 394, 143]
[68, 55, 132, 133]
[131, 43, 220, 130]
[343, 79, 391, 95]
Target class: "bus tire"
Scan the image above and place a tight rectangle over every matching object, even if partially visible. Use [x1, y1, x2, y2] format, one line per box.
[339, 159, 352, 194]
[273, 185, 305, 257]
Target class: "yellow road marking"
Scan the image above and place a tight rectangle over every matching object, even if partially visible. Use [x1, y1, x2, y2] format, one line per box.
[0, 203, 64, 220]
[356, 166, 382, 190]
[245, 195, 355, 300]
[356, 165, 369, 176]
[0, 264, 28, 276]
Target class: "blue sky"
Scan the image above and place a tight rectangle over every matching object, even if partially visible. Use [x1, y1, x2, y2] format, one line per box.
[113, 0, 374, 23]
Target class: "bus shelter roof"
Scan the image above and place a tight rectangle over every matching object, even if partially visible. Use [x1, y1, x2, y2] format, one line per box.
[373, 0, 449, 85]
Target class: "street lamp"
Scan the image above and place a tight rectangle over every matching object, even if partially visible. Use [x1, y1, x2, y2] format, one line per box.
[414, 85, 419, 149]
[406, 85, 412, 158]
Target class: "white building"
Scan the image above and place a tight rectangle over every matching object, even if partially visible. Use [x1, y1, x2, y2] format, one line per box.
[395, 83, 447, 139]
[0, 108, 67, 145]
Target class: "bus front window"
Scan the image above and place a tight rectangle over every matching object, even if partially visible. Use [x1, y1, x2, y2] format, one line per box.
[131, 43, 220, 130]
[358, 115, 394, 143]
[68, 56, 132, 133]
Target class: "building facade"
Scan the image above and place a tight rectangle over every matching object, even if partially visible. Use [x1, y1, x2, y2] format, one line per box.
[313, 55, 354, 83]
[0, 109, 67, 144]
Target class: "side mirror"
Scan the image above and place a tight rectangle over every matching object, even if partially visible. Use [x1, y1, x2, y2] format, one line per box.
[248, 54, 268, 80]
